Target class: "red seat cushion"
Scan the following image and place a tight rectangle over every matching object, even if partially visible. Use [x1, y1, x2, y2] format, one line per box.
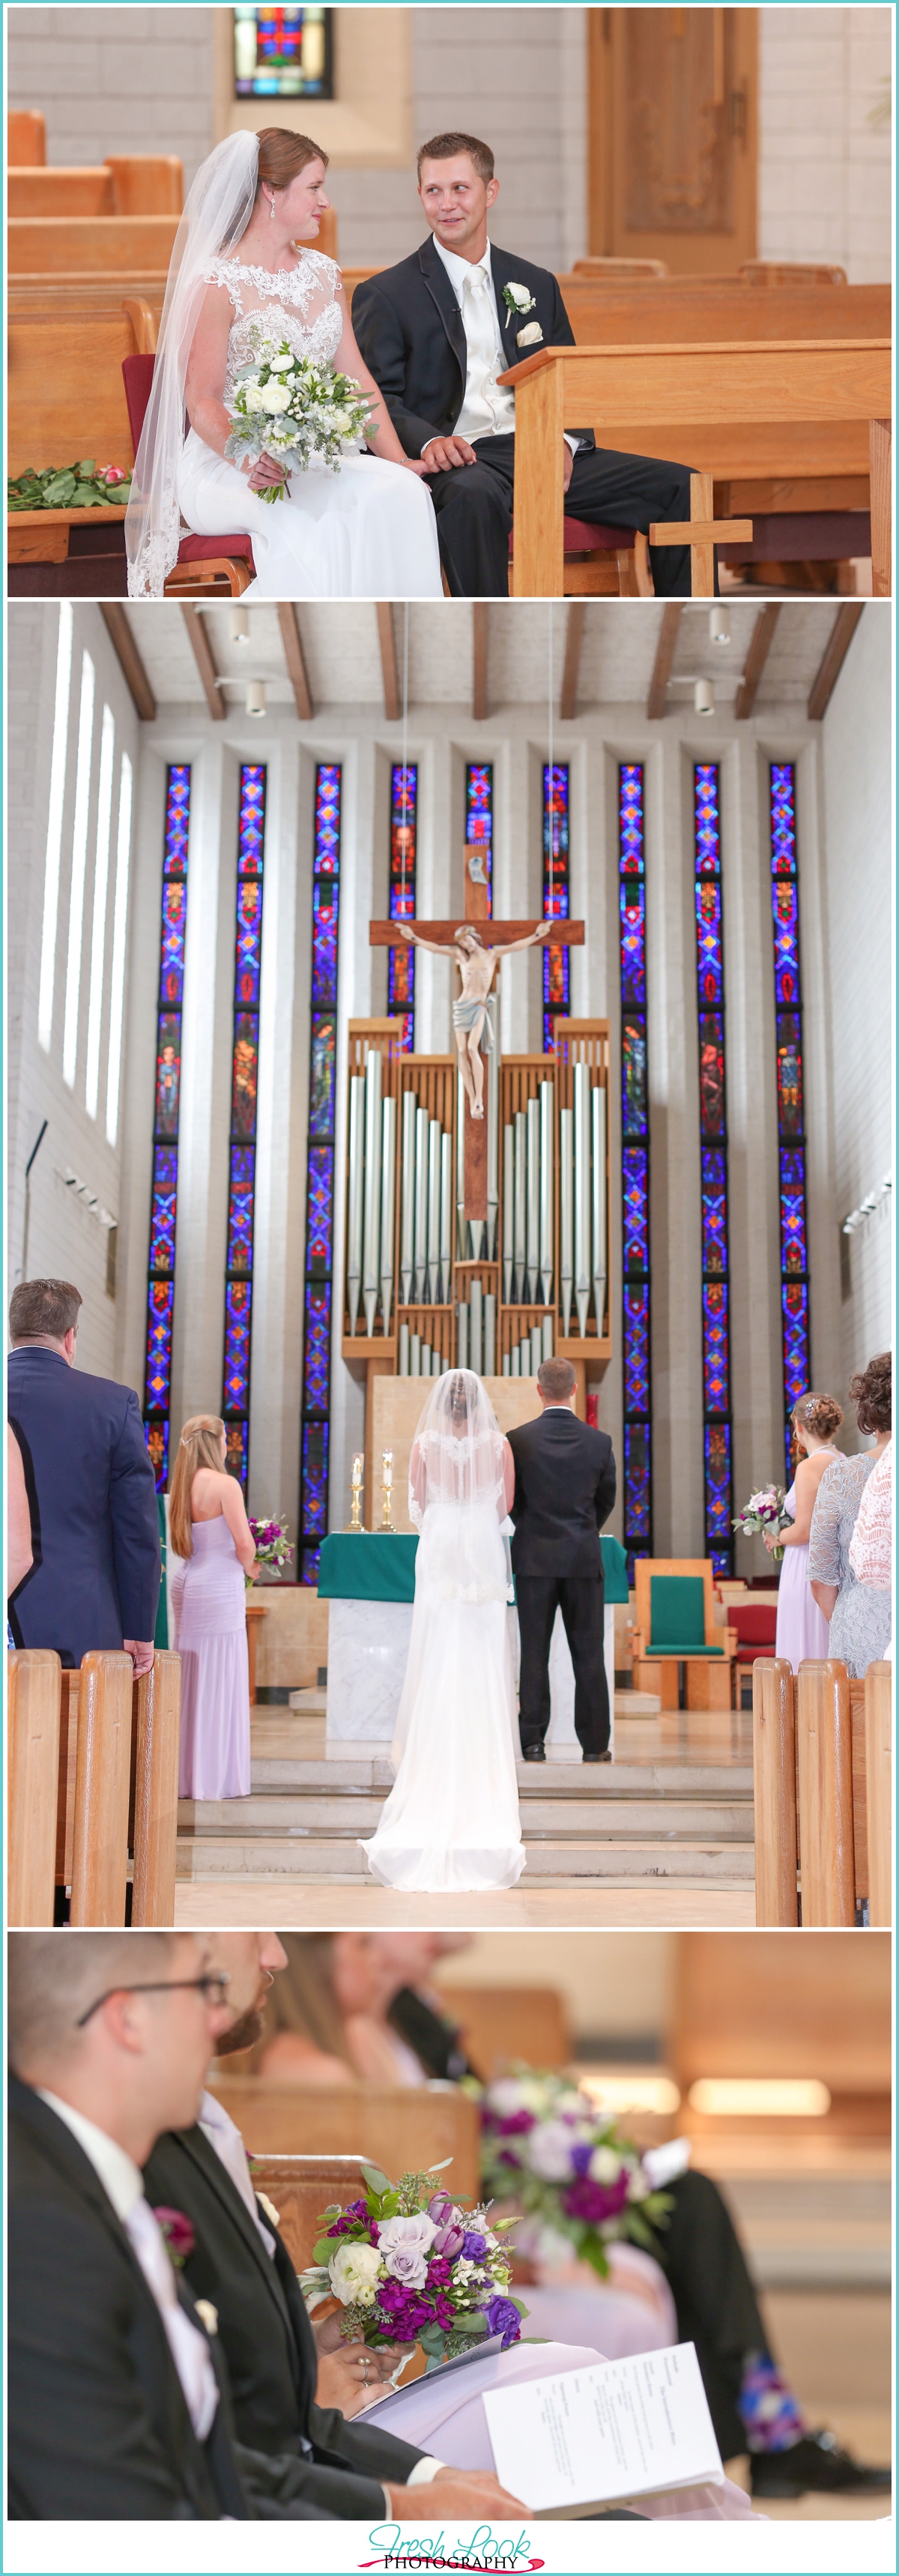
[509, 517, 638, 558]
[121, 351, 155, 453]
[730, 1604, 778, 1662]
[176, 532, 255, 563]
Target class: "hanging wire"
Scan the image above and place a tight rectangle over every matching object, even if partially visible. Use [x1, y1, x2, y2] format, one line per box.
[400, 602, 410, 902]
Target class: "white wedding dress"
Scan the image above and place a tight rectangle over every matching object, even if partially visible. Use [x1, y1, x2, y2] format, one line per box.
[361, 1373, 526, 1893]
[176, 249, 442, 600]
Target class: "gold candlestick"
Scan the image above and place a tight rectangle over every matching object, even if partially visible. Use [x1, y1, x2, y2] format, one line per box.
[347, 1453, 365, 1532]
[380, 1450, 394, 1533]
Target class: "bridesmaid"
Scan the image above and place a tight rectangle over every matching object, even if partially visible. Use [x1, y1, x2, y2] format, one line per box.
[766, 1391, 842, 1672]
[169, 1413, 258, 1798]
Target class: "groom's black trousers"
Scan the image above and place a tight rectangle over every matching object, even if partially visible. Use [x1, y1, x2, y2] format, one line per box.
[423, 432, 696, 598]
[516, 1573, 610, 1756]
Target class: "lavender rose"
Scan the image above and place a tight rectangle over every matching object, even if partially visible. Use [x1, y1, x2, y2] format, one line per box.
[377, 2212, 437, 2289]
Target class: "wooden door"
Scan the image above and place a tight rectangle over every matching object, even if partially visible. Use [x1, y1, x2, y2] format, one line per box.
[589, 7, 758, 275]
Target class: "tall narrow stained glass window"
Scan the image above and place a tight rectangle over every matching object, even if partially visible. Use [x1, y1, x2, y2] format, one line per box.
[465, 762, 493, 913]
[619, 763, 652, 1561]
[542, 763, 569, 1053]
[222, 764, 267, 1487]
[298, 763, 341, 1584]
[144, 764, 190, 1491]
[769, 761, 811, 1481]
[387, 763, 417, 1051]
[694, 764, 733, 1573]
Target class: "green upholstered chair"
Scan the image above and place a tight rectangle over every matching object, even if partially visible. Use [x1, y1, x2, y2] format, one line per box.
[631, 1558, 737, 1709]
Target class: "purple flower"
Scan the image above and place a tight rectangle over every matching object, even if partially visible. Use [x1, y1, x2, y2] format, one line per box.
[154, 2207, 196, 2266]
[570, 2142, 595, 2177]
[462, 2231, 487, 2260]
[433, 2222, 466, 2259]
[481, 2296, 522, 2350]
[560, 2171, 631, 2225]
[327, 2198, 372, 2237]
[494, 2110, 536, 2137]
[427, 2191, 456, 2225]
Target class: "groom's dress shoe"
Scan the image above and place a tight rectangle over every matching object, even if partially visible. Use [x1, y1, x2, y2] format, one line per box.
[584, 1750, 611, 1763]
[521, 1744, 546, 1762]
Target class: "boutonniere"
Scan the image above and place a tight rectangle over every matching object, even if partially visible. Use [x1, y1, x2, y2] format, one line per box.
[194, 2298, 219, 2338]
[154, 2206, 196, 2267]
[501, 280, 536, 322]
[257, 2191, 281, 2230]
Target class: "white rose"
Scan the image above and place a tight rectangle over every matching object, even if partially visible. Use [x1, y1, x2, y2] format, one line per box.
[506, 282, 533, 309]
[589, 2147, 622, 2184]
[330, 409, 354, 434]
[269, 352, 294, 371]
[243, 384, 266, 414]
[516, 321, 544, 347]
[261, 380, 292, 414]
[526, 2119, 579, 2182]
[328, 2240, 382, 2303]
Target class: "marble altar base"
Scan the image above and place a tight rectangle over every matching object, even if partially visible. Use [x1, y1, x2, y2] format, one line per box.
[326, 1600, 614, 1753]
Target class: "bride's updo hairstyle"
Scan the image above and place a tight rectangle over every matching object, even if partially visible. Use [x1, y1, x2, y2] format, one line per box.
[253, 126, 330, 207]
[791, 1391, 843, 1448]
[169, 1412, 226, 1558]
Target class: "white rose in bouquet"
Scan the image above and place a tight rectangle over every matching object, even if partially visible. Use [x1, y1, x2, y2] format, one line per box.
[269, 352, 295, 371]
[589, 2147, 623, 2184]
[328, 2240, 382, 2303]
[243, 384, 267, 414]
[261, 380, 292, 414]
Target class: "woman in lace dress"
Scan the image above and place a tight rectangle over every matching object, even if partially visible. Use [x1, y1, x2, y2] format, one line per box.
[127, 129, 441, 599]
[361, 1371, 525, 1893]
[808, 1352, 892, 1675]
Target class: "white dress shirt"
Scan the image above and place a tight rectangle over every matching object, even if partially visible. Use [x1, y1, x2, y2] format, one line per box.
[38, 2088, 220, 2442]
[430, 236, 577, 462]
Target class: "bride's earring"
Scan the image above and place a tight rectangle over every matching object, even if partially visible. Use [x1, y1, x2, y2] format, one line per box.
[268, 191, 276, 221]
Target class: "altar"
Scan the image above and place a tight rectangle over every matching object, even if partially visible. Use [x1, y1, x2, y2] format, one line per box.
[318, 1530, 628, 1757]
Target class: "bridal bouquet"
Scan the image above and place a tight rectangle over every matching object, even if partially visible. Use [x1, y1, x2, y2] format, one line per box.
[246, 1511, 292, 1587]
[225, 322, 375, 500]
[478, 2071, 672, 2277]
[300, 2160, 526, 2369]
[733, 1485, 791, 1561]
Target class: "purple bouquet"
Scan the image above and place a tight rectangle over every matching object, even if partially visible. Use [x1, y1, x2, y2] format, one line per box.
[479, 2071, 671, 2278]
[300, 2161, 525, 2370]
[732, 1485, 791, 1563]
[246, 1511, 293, 1587]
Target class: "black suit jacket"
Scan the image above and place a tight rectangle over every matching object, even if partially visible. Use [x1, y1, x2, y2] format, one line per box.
[352, 235, 593, 460]
[508, 1409, 617, 1579]
[8, 2078, 248, 2520]
[7, 1345, 160, 1664]
[143, 2122, 429, 2516]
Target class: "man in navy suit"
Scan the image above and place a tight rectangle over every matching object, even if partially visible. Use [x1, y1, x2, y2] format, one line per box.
[7, 1276, 160, 1672]
[507, 1357, 617, 1761]
[352, 132, 693, 599]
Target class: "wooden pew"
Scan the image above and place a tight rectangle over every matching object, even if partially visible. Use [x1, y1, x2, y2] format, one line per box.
[571, 256, 669, 277]
[740, 261, 849, 286]
[7, 1646, 181, 1923]
[794, 1660, 856, 1927]
[8, 109, 46, 165]
[8, 215, 182, 276]
[752, 1657, 799, 1928]
[865, 1661, 892, 1928]
[438, 1986, 570, 2076]
[498, 339, 892, 597]
[131, 1653, 182, 1926]
[7, 1649, 62, 1925]
[208, 2078, 480, 2199]
[8, 158, 184, 217]
[243, 2155, 372, 2272]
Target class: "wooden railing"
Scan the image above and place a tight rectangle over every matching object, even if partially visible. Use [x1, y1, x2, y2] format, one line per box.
[753, 1654, 892, 1927]
[7, 1648, 181, 1926]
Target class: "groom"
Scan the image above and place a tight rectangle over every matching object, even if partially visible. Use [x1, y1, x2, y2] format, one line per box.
[508, 1358, 616, 1762]
[351, 132, 694, 599]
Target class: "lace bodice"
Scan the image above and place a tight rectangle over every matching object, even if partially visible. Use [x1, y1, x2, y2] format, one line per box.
[205, 247, 344, 399]
[808, 1450, 892, 1675]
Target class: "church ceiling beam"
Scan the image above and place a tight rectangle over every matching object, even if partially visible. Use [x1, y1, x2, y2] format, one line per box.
[276, 603, 314, 719]
[560, 603, 586, 722]
[181, 606, 225, 721]
[807, 602, 865, 721]
[735, 602, 781, 719]
[100, 605, 156, 722]
[647, 602, 682, 719]
[473, 603, 488, 720]
[376, 602, 400, 721]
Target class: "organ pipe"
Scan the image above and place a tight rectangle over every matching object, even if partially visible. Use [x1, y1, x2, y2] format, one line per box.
[539, 1080, 554, 1307]
[484, 1292, 497, 1376]
[380, 1094, 396, 1337]
[526, 1095, 540, 1302]
[399, 1088, 417, 1305]
[427, 1117, 441, 1304]
[470, 1275, 483, 1376]
[513, 1110, 527, 1301]
[440, 1131, 452, 1305]
[485, 1006, 500, 1261]
[503, 1124, 514, 1305]
[573, 1059, 590, 1340]
[591, 1080, 607, 1333]
[347, 1074, 365, 1332]
[414, 1105, 429, 1301]
[362, 1046, 382, 1337]
[560, 1106, 574, 1337]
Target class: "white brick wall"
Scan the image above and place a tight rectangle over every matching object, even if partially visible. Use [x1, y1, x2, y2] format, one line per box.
[6, 6, 215, 183]
[758, 5, 892, 281]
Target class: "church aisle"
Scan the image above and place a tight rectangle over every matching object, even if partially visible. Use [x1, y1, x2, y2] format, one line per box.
[175, 1883, 755, 1928]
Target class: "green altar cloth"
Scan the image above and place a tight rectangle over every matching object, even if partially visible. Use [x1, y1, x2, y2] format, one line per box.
[318, 1531, 629, 1605]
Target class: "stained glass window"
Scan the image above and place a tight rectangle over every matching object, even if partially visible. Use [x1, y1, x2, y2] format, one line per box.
[694, 764, 733, 1575]
[223, 765, 267, 1488]
[388, 763, 417, 1051]
[299, 764, 342, 1584]
[542, 763, 569, 1053]
[234, 4, 333, 97]
[619, 764, 651, 1561]
[465, 762, 493, 913]
[144, 764, 190, 1491]
[769, 762, 811, 1481]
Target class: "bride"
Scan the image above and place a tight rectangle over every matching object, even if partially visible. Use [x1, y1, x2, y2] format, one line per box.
[126, 127, 442, 600]
[362, 1370, 526, 1893]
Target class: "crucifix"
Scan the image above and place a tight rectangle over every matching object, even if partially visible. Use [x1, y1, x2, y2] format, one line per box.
[369, 842, 584, 1221]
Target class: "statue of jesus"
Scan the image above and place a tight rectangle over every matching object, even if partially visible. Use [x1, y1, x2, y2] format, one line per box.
[398, 919, 552, 1118]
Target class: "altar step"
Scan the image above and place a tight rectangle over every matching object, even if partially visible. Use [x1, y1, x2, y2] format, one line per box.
[175, 1833, 753, 1885]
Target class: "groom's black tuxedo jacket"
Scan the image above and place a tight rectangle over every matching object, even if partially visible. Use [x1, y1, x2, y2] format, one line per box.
[507, 1409, 617, 1579]
[352, 235, 594, 460]
[142, 2121, 427, 2515]
[8, 2076, 248, 2520]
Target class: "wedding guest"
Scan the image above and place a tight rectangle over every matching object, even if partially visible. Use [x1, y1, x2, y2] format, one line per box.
[809, 1353, 892, 1675]
[849, 1435, 892, 1610]
[766, 1392, 842, 1672]
[143, 1932, 529, 2521]
[7, 1929, 249, 2518]
[352, 133, 696, 600]
[7, 1279, 159, 1673]
[250, 1932, 418, 2084]
[7, 1421, 33, 1605]
[169, 1414, 258, 1801]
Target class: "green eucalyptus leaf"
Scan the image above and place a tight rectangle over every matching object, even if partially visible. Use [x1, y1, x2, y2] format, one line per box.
[360, 2162, 391, 2198]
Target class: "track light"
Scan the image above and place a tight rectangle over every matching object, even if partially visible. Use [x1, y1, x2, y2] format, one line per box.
[709, 606, 730, 646]
[231, 605, 250, 644]
[246, 680, 266, 717]
[694, 678, 715, 717]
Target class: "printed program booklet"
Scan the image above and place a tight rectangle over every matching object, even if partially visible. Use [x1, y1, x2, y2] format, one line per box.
[482, 2341, 724, 2514]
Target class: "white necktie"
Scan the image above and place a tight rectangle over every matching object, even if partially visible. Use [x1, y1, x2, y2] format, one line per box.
[462, 267, 501, 412]
[200, 2093, 276, 2256]
[126, 2195, 220, 2442]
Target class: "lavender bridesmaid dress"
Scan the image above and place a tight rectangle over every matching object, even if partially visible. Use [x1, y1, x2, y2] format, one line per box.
[172, 1518, 250, 1798]
[774, 1479, 831, 1673]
